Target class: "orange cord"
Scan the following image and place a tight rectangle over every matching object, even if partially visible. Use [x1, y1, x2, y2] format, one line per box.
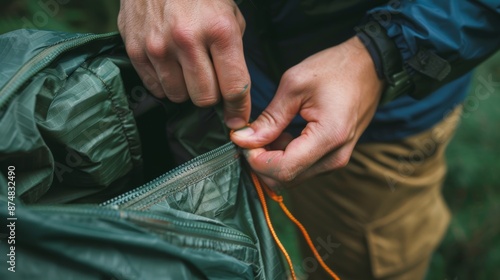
[250, 171, 341, 280]
[231, 127, 340, 279]
[250, 172, 297, 280]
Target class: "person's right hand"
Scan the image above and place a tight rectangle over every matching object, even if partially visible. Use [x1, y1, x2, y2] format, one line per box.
[118, 0, 251, 129]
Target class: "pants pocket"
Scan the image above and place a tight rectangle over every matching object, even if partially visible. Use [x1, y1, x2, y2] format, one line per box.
[365, 192, 451, 278]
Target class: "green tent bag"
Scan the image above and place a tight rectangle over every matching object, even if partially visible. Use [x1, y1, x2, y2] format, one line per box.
[0, 29, 287, 279]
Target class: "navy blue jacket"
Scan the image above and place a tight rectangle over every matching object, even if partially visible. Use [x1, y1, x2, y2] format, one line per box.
[239, 0, 500, 142]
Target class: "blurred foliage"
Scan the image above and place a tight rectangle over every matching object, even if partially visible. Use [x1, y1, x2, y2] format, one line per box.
[1, 1, 499, 279]
[427, 51, 500, 280]
[0, 0, 119, 34]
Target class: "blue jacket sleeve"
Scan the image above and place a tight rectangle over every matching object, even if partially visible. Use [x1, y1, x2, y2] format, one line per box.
[366, 0, 500, 98]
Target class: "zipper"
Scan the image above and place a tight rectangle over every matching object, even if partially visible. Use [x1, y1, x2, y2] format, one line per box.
[30, 204, 256, 249]
[93, 142, 255, 249]
[101, 142, 239, 209]
[0, 32, 120, 111]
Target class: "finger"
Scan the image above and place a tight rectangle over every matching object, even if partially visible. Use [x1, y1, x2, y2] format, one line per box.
[242, 146, 282, 181]
[251, 170, 282, 192]
[234, 7, 246, 35]
[269, 132, 294, 150]
[246, 135, 355, 190]
[133, 60, 165, 99]
[241, 132, 293, 190]
[209, 23, 251, 129]
[243, 121, 340, 183]
[145, 37, 190, 102]
[231, 86, 301, 148]
[176, 47, 220, 107]
[125, 41, 165, 98]
[293, 141, 355, 184]
[153, 59, 190, 103]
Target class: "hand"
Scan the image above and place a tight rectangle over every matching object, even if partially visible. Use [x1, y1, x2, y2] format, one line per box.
[231, 36, 384, 188]
[118, 0, 251, 129]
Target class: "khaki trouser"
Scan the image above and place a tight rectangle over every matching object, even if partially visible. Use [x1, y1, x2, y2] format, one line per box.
[288, 106, 462, 280]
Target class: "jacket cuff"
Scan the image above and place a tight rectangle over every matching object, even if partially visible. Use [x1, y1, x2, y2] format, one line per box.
[355, 21, 413, 105]
[356, 31, 384, 80]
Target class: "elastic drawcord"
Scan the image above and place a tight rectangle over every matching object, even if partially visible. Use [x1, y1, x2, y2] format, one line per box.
[249, 171, 341, 280]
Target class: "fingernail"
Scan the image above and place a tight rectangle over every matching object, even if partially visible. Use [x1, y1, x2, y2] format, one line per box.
[232, 126, 255, 138]
[226, 118, 247, 129]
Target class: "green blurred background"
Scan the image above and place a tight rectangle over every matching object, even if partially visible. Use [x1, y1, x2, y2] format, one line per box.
[1, 1, 499, 279]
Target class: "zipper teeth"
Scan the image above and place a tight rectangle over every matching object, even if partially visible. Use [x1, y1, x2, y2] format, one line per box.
[34, 205, 254, 245]
[101, 142, 237, 207]
[129, 216, 254, 247]
[0, 32, 118, 110]
[122, 145, 237, 209]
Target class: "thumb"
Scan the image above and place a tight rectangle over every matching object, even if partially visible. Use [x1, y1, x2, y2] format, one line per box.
[231, 92, 299, 148]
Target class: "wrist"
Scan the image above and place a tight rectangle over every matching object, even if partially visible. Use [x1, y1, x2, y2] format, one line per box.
[344, 36, 384, 102]
[355, 21, 413, 105]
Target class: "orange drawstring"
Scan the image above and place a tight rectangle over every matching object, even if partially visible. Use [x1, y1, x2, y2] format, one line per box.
[231, 127, 340, 279]
[250, 172, 297, 280]
[250, 171, 341, 280]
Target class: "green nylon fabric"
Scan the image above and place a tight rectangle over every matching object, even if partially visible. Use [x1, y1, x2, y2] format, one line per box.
[0, 143, 286, 279]
[0, 29, 136, 203]
[0, 29, 287, 279]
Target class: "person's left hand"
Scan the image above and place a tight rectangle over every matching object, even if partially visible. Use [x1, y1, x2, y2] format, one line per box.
[231, 36, 384, 188]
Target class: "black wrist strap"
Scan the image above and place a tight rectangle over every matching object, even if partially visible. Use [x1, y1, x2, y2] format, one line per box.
[355, 21, 413, 105]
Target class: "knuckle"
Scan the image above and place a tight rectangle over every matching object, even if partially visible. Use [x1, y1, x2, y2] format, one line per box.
[259, 109, 281, 128]
[117, 12, 134, 34]
[335, 153, 350, 168]
[281, 67, 307, 91]
[142, 80, 164, 99]
[239, 17, 246, 34]
[125, 43, 146, 63]
[166, 93, 189, 103]
[332, 125, 352, 146]
[277, 166, 298, 183]
[223, 84, 250, 103]
[233, 5, 246, 32]
[149, 89, 165, 99]
[329, 148, 352, 169]
[210, 17, 238, 38]
[117, 14, 125, 33]
[142, 73, 159, 89]
[138, 74, 161, 97]
[347, 129, 356, 141]
[192, 95, 220, 107]
[144, 37, 169, 59]
[171, 26, 197, 49]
